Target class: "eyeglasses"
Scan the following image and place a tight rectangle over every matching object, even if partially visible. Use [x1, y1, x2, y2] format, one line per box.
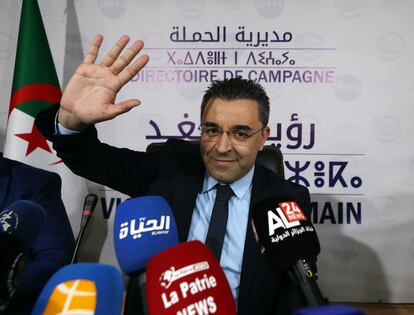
[198, 125, 264, 146]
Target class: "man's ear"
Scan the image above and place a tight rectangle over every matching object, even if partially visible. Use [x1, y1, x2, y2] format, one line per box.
[259, 126, 270, 151]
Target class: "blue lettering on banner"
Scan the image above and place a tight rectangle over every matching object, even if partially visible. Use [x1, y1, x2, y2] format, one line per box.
[97, 197, 362, 225]
[285, 160, 362, 189]
[96, 109, 365, 224]
[132, 69, 335, 84]
[311, 202, 362, 224]
[101, 197, 123, 219]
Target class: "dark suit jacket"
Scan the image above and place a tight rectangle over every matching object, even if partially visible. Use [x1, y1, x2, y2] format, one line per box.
[36, 104, 314, 315]
[0, 153, 75, 315]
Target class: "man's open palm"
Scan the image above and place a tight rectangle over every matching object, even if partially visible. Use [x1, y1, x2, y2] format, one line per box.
[59, 35, 149, 130]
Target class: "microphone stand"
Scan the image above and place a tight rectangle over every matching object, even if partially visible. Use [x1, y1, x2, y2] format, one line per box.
[289, 259, 327, 306]
[70, 193, 98, 264]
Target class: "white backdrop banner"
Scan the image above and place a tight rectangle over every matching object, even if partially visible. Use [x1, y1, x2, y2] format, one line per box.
[1, 0, 413, 303]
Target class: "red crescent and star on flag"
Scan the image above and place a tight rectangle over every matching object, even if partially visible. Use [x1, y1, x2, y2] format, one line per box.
[9, 83, 61, 156]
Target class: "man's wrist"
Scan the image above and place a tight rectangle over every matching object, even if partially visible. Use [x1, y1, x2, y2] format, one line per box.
[55, 110, 82, 135]
[57, 108, 88, 132]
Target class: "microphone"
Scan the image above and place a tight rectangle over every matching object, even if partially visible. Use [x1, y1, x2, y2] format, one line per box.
[251, 197, 326, 306]
[294, 305, 366, 315]
[0, 200, 47, 250]
[113, 196, 179, 314]
[71, 193, 98, 264]
[114, 196, 179, 273]
[0, 234, 25, 312]
[80, 193, 98, 228]
[0, 200, 47, 311]
[31, 263, 124, 315]
[146, 240, 236, 315]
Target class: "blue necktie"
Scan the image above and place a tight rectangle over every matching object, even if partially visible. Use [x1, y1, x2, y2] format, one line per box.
[205, 184, 234, 261]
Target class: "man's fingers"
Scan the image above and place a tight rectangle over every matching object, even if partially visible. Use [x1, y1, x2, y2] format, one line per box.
[83, 35, 104, 64]
[103, 100, 141, 120]
[118, 54, 150, 86]
[110, 40, 144, 75]
[100, 35, 130, 67]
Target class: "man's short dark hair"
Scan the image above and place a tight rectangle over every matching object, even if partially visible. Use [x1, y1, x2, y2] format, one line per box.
[200, 78, 270, 126]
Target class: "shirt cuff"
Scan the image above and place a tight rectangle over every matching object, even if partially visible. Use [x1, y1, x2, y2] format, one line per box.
[54, 110, 80, 135]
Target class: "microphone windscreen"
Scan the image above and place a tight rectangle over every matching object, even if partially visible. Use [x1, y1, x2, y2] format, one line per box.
[0, 200, 46, 249]
[113, 196, 179, 274]
[146, 240, 236, 315]
[252, 197, 320, 272]
[294, 305, 366, 315]
[31, 263, 124, 315]
[81, 193, 98, 225]
[0, 233, 25, 310]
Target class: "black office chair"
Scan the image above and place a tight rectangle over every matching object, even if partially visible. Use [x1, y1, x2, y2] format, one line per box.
[146, 141, 285, 179]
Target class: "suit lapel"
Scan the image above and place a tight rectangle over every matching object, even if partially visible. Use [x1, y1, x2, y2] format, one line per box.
[172, 171, 204, 242]
[169, 142, 205, 242]
[237, 165, 284, 311]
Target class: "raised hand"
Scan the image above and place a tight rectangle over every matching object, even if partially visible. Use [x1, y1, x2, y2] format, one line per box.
[58, 35, 149, 130]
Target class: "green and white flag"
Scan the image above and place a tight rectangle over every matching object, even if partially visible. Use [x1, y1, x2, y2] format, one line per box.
[4, 0, 61, 163]
[4, 0, 87, 236]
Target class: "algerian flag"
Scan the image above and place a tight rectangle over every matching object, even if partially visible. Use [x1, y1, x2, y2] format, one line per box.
[3, 0, 87, 236]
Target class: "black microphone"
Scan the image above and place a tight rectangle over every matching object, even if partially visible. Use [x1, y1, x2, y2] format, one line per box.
[71, 193, 98, 264]
[0, 200, 47, 311]
[251, 197, 326, 306]
[0, 234, 24, 312]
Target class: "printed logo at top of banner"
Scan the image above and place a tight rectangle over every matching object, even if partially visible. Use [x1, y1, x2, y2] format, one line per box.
[175, 0, 206, 19]
[159, 261, 210, 289]
[335, 0, 364, 19]
[0, 210, 18, 232]
[118, 215, 171, 239]
[98, 0, 127, 19]
[255, 0, 284, 19]
[278, 201, 307, 222]
[42, 279, 97, 315]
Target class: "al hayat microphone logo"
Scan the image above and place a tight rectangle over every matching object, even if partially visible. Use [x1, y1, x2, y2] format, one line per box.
[159, 261, 210, 289]
[118, 215, 171, 240]
[0, 210, 19, 232]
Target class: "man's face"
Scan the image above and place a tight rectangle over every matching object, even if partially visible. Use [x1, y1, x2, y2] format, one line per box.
[200, 98, 270, 184]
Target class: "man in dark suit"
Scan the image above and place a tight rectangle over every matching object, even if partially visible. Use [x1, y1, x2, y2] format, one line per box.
[35, 35, 315, 314]
[0, 153, 75, 314]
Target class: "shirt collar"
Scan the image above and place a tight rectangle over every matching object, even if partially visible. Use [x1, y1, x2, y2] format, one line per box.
[202, 166, 255, 199]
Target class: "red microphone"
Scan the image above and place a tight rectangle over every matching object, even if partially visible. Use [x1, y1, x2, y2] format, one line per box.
[146, 240, 236, 315]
